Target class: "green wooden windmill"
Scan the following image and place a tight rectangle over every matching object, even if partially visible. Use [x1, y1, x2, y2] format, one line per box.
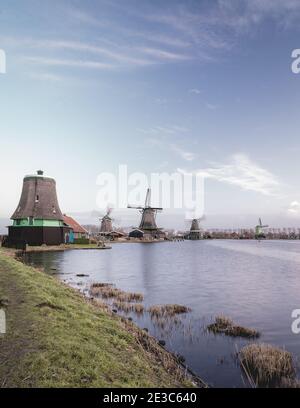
[255, 218, 268, 240]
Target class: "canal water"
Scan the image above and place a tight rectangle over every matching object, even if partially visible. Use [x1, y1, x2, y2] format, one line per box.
[23, 240, 300, 387]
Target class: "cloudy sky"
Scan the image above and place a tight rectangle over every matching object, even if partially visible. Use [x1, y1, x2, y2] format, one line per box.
[1, 0, 300, 231]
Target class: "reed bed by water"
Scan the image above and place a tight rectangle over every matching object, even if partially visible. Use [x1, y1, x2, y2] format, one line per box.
[120, 317, 208, 388]
[207, 315, 260, 339]
[148, 304, 191, 318]
[90, 282, 144, 302]
[147, 305, 191, 335]
[117, 292, 144, 302]
[113, 301, 144, 315]
[91, 282, 114, 288]
[239, 343, 295, 387]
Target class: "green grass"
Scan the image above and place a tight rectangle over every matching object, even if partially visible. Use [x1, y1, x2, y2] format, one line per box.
[25, 244, 99, 252]
[0, 249, 195, 388]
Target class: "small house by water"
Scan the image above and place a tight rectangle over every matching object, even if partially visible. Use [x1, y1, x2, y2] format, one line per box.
[62, 215, 89, 243]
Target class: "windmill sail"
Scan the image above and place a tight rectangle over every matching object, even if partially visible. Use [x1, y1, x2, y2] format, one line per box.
[128, 188, 164, 237]
[255, 218, 269, 239]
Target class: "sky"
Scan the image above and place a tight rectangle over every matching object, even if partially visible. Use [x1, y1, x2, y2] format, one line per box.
[1, 0, 300, 232]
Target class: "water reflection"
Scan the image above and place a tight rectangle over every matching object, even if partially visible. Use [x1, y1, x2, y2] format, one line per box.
[23, 240, 300, 387]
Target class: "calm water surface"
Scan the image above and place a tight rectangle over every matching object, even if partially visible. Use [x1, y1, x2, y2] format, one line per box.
[24, 240, 300, 387]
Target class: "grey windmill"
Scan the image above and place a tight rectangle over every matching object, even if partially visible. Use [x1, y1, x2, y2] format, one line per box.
[100, 207, 114, 235]
[128, 188, 164, 237]
[185, 216, 205, 240]
[255, 218, 268, 240]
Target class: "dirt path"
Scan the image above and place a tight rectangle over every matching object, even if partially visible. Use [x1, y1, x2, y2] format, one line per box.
[0, 260, 39, 387]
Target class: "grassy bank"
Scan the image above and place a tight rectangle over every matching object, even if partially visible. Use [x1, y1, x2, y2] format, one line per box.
[0, 249, 196, 388]
[19, 241, 166, 253]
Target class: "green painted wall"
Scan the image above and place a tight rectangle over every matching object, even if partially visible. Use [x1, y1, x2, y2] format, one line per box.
[13, 219, 63, 227]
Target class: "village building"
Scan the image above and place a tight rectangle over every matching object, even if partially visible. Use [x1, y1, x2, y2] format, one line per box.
[128, 229, 144, 239]
[62, 215, 89, 243]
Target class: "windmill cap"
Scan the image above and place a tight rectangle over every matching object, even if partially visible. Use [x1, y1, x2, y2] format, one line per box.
[23, 170, 55, 182]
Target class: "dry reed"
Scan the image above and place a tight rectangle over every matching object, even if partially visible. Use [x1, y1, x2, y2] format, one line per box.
[239, 343, 295, 387]
[148, 304, 191, 318]
[207, 315, 260, 339]
[120, 318, 208, 388]
[89, 283, 144, 302]
[113, 301, 144, 315]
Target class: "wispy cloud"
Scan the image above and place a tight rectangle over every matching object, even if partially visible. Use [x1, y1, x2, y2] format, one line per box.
[179, 154, 280, 195]
[66, 8, 108, 27]
[189, 88, 202, 94]
[205, 102, 218, 110]
[4, 35, 191, 72]
[135, 47, 190, 62]
[145, 133, 196, 162]
[287, 201, 300, 215]
[4, 1, 300, 76]
[137, 125, 189, 135]
[172, 145, 197, 161]
[24, 56, 116, 70]
[28, 72, 63, 82]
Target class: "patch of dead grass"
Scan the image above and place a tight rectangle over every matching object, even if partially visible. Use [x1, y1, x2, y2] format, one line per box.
[148, 304, 191, 318]
[239, 343, 295, 387]
[90, 283, 143, 302]
[207, 315, 260, 339]
[113, 301, 144, 315]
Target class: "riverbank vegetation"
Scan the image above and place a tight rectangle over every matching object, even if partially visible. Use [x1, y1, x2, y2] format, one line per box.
[0, 249, 198, 387]
[239, 343, 296, 387]
[207, 316, 260, 339]
[113, 301, 145, 315]
[90, 283, 144, 302]
[148, 304, 191, 318]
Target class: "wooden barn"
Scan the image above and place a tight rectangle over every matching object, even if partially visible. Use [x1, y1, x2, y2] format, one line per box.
[62, 215, 89, 243]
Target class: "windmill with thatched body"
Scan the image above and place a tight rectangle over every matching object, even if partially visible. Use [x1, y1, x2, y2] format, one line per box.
[128, 188, 164, 238]
[185, 216, 204, 240]
[100, 207, 113, 235]
[255, 218, 268, 240]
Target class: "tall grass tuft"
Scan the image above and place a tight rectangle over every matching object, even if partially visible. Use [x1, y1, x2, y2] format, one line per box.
[113, 301, 144, 315]
[90, 283, 144, 302]
[239, 343, 295, 387]
[148, 304, 191, 318]
[207, 315, 260, 339]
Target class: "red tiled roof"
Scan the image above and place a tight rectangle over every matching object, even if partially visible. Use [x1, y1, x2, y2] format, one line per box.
[63, 215, 88, 234]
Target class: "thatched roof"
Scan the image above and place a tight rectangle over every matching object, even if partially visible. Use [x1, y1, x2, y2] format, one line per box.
[11, 172, 64, 220]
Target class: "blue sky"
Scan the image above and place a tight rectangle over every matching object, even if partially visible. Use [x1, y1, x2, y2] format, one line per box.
[1, 0, 300, 231]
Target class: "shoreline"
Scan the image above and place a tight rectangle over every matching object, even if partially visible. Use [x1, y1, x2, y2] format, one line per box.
[0, 248, 206, 388]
